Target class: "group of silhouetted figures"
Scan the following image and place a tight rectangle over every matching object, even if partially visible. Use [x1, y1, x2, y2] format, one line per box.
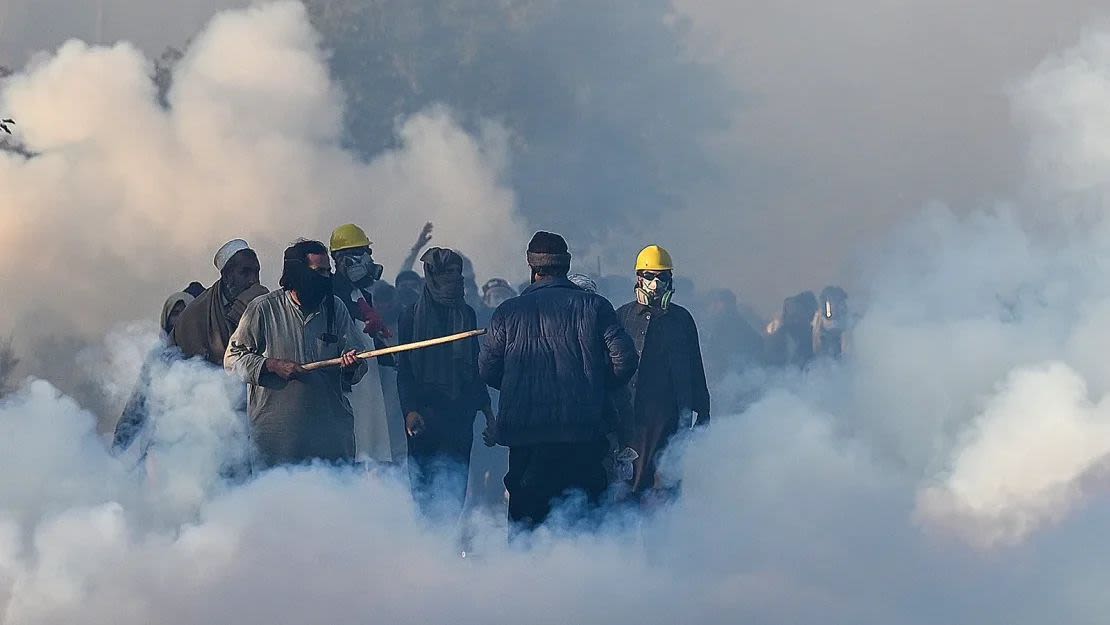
[115, 222, 852, 535]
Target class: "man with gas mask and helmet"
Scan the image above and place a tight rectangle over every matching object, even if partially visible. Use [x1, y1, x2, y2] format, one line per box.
[225, 239, 367, 469]
[477, 278, 518, 328]
[329, 224, 408, 465]
[615, 245, 710, 501]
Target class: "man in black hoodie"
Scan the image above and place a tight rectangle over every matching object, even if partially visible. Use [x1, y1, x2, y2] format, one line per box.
[480, 231, 638, 531]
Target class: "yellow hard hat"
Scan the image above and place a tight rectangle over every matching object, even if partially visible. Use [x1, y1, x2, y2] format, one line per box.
[635, 245, 674, 271]
[330, 224, 372, 253]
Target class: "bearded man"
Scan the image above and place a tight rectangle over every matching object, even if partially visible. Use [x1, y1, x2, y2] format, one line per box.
[172, 239, 269, 365]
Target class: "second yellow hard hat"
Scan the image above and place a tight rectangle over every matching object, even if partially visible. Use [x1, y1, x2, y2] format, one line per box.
[635, 244, 674, 271]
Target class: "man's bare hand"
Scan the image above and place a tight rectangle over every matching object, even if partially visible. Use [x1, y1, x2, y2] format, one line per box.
[339, 350, 359, 368]
[406, 411, 425, 437]
[412, 222, 433, 251]
[265, 358, 304, 381]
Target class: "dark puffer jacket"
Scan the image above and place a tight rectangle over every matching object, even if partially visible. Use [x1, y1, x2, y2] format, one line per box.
[479, 276, 639, 446]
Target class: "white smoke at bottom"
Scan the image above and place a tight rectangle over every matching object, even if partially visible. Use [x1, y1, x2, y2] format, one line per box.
[906, 31, 1110, 549]
[8, 3, 1110, 625]
[918, 362, 1110, 547]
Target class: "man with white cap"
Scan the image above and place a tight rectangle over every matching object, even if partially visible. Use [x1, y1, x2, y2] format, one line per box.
[172, 239, 269, 366]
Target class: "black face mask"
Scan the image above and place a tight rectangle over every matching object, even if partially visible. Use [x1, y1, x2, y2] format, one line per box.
[420, 248, 466, 306]
[284, 260, 332, 310]
[426, 269, 465, 306]
[300, 272, 332, 309]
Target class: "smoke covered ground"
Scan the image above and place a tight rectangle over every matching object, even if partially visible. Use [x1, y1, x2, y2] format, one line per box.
[5, 2, 1110, 623]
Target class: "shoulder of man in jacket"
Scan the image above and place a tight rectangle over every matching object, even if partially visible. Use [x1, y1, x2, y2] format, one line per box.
[614, 300, 640, 320]
[664, 302, 696, 323]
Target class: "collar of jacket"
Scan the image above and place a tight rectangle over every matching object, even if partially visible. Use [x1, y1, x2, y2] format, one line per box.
[521, 275, 578, 295]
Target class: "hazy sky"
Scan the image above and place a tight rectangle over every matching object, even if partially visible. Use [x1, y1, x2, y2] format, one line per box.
[0, 0, 248, 61]
[6, 0, 1110, 311]
[663, 0, 1110, 305]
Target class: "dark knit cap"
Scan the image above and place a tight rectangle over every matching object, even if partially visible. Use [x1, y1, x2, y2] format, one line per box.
[526, 231, 571, 269]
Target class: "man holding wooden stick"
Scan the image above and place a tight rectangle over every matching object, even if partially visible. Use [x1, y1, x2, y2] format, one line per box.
[225, 240, 366, 469]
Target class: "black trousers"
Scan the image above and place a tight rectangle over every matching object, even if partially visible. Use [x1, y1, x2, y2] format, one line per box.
[408, 403, 475, 522]
[504, 439, 608, 532]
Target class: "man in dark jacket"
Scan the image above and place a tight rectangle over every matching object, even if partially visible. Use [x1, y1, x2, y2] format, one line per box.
[616, 245, 710, 499]
[398, 247, 493, 521]
[479, 231, 638, 531]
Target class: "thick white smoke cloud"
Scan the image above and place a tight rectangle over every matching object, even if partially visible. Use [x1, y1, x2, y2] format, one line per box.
[918, 362, 1110, 547]
[909, 32, 1110, 547]
[8, 2, 1110, 624]
[664, 0, 1110, 310]
[0, 1, 526, 390]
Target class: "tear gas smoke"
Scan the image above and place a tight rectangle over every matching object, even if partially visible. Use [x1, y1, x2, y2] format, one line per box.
[0, 1, 527, 404]
[5, 1, 1110, 312]
[6, 2, 1110, 624]
[0, 0, 248, 61]
[663, 0, 1110, 309]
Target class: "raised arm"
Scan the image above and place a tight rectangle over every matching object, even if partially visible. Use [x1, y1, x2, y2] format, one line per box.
[399, 222, 434, 275]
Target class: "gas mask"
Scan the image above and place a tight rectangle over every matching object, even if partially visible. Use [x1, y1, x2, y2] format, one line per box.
[282, 260, 333, 310]
[336, 251, 383, 286]
[635, 270, 674, 309]
[481, 278, 518, 309]
[483, 287, 515, 309]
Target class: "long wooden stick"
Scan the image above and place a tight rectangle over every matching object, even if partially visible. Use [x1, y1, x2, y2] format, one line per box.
[301, 329, 487, 372]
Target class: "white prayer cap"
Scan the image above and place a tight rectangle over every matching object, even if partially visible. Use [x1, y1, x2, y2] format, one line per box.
[214, 239, 251, 272]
